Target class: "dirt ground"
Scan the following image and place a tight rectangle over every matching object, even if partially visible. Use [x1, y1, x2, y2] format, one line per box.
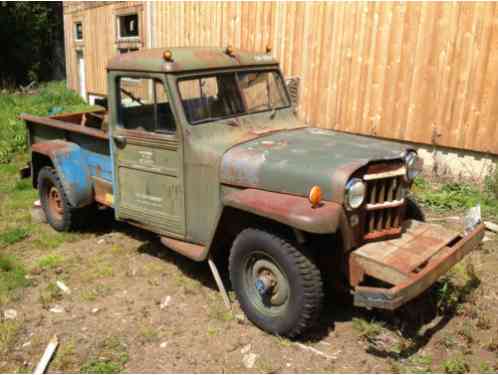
[1, 210, 498, 373]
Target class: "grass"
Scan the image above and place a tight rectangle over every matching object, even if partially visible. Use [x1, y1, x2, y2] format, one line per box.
[38, 281, 63, 309]
[51, 338, 78, 372]
[80, 284, 112, 302]
[352, 317, 384, 340]
[0, 81, 91, 163]
[36, 253, 64, 270]
[0, 254, 28, 305]
[0, 320, 22, 354]
[442, 356, 470, 373]
[0, 227, 30, 246]
[81, 336, 128, 374]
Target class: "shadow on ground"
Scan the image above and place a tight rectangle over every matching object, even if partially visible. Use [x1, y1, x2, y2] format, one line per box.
[78, 207, 482, 350]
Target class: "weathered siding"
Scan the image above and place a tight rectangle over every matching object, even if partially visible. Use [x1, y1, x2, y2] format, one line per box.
[64, 2, 498, 155]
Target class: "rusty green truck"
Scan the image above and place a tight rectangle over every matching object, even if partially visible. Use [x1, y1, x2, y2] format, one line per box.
[21, 47, 485, 338]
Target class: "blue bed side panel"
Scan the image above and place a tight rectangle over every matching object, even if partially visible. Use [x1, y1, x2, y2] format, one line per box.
[50, 143, 112, 207]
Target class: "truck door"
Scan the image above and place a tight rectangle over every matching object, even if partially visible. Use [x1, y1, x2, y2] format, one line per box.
[111, 75, 185, 238]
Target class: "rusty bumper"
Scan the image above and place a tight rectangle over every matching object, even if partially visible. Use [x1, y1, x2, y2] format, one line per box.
[352, 222, 485, 310]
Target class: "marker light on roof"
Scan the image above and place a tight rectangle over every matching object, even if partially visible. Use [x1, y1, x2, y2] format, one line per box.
[226, 45, 235, 57]
[163, 50, 173, 62]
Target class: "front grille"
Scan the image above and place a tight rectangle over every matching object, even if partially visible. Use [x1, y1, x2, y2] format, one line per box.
[363, 171, 405, 240]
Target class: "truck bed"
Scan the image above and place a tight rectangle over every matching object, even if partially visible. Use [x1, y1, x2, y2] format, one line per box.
[21, 109, 114, 207]
[21, 109, 109, 140]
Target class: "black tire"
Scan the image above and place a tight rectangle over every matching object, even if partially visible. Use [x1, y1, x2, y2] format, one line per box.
[229, 228, 323, 338]
[37, 166, 89, 231]
[406, 196, 426, 222]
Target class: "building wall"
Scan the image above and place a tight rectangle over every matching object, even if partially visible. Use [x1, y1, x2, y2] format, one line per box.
[63, 2, 498, 160]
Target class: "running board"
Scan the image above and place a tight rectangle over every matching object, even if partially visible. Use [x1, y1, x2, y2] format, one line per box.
[159, 236, 231, 310]
[160, 236, 206, 261]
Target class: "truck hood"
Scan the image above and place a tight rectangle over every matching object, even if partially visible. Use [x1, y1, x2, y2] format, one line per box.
[220, 127, 411, 204]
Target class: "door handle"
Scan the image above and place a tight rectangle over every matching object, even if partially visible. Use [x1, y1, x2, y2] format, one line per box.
[113, 135, 127, 147]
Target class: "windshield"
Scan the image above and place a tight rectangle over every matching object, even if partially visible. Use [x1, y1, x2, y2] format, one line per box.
[178, 70, 290, 125]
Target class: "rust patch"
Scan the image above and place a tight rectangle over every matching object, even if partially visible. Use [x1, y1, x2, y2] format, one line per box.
[160, 237, 205, 261]
[22, 113, 109, 140]
[92, 177, 112, 206]
[223, 188, 343, 234]
[351, 222, 485, 310]
[32, 140, 72, 158]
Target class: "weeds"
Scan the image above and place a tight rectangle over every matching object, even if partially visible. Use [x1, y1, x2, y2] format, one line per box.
[0, 227, 29, 246]
[0, 254, 28, 304]
[0, 81, 91, 163]
[81, 336, 128, 374]
[442, 356, 470, 373]
[139, 325, 159, 343]
[51, 338, 78, 372]
[414, 175, 498, 220]
[80, 284, 112, 302]
[38, 281, 63, 308]
[0, 320, 22, 354]
[352, 317, 383, 340]
[36, 253, 64, 270]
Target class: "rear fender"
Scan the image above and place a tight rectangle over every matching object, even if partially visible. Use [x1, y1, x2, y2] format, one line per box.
[32, 141, 93, 208]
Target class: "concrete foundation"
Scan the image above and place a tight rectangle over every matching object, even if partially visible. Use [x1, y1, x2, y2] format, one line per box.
[410, 143, 497, 183]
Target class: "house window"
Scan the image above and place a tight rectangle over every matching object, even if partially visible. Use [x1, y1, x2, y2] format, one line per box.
[117, 13, 139, 40]
[74, 22, 83, 41]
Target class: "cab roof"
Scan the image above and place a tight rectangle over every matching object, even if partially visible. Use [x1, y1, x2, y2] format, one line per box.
[107, 47, 279, 73]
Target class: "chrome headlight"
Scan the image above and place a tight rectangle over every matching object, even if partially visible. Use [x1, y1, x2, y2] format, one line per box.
[405, 151, 423, 181]
[345, 178, 366, 210]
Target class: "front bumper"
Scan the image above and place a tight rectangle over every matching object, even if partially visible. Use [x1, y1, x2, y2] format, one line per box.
[351, 221, 485, 310]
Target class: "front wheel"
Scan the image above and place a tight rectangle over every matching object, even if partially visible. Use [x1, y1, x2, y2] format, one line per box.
[229, 228, 323, 338]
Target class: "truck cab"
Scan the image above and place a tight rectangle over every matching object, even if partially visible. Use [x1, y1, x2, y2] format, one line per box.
[21, 47, 485, 338]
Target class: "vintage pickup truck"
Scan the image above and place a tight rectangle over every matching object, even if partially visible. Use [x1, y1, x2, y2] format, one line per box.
[21, 47, 484, 338]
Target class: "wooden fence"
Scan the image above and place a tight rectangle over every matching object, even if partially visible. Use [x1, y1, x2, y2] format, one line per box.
[64, 2, 498, 155]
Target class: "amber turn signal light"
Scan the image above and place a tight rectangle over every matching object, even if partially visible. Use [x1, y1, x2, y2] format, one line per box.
[163, 50, 173, 62]
[308, 185, 322, 208]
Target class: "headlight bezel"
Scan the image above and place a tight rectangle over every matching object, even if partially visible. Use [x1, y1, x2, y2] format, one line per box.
[345, 178, 366, 210]
[405, 151, 422, 181]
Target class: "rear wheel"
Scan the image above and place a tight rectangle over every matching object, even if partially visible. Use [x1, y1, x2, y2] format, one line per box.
[38, 167, 89, 231]
[229, 228, 323, 338]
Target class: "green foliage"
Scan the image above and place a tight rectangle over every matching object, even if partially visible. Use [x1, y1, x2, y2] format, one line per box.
[36, 253, 64, 270]
[414, 176, 498, 220]
[0, 254, 28, 304]
[0, 320, 22, 354]
[0, 81, 91, 163]
[38, 282, 63, 309]
[80, 360, 123, 374]
[443, 357, 470, 374]
[352, 317, 383, 340]
[81, 337, 128, 374]
[0, 2, 63, 86]
[0, 227, 29, 246]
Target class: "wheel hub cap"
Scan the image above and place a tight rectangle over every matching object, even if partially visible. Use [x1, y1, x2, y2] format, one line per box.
[251, 259, 289, 306]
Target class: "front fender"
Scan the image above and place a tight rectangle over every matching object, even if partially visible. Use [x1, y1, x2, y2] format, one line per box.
[222, 188, 343, 234]
[32, 140, 93, 208]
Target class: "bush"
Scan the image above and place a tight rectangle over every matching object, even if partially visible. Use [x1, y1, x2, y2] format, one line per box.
[0, 81, 91, 163]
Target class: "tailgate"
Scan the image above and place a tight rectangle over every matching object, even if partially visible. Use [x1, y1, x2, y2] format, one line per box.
[349, 220, 485, 309]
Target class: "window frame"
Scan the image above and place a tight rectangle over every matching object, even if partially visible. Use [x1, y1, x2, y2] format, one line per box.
[116, 76, 175, 135]
[116, 12, 140, 42]
[74, 21, 83, 42]
[175, 68, 292, 126]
